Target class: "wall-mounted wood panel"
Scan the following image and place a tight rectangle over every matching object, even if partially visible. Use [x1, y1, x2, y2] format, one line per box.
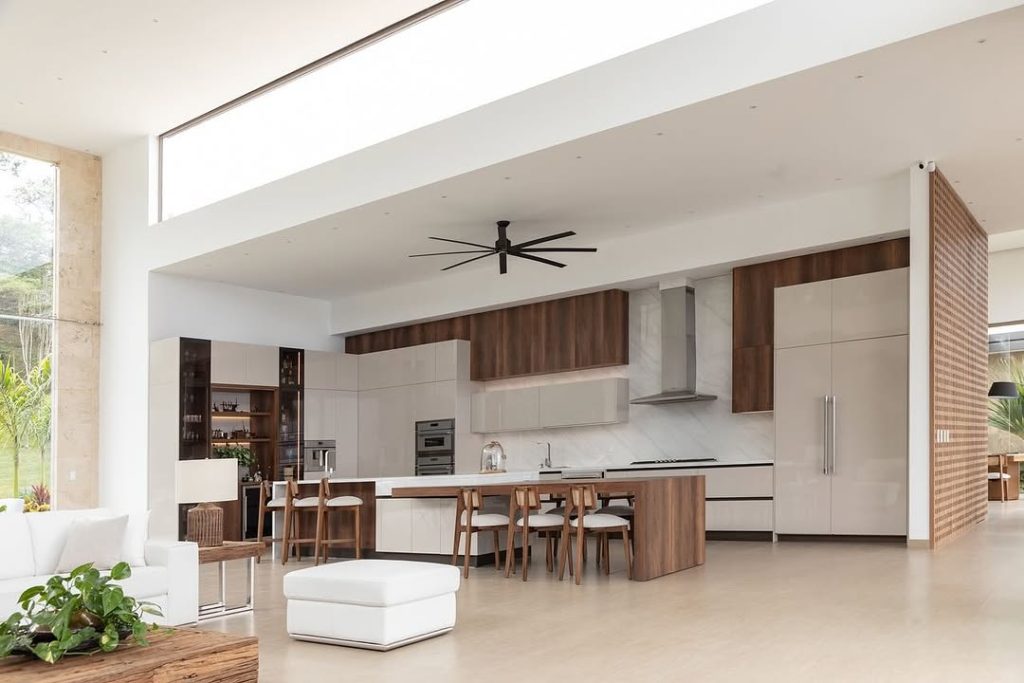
[930, 170, 989, 549]
[346, 290, 629, 381]
[731, 238, 909, 413]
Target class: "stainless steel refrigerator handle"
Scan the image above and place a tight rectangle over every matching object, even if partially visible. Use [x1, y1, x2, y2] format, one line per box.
[823, 395, 830, 475]
[830, 395, 838, 474]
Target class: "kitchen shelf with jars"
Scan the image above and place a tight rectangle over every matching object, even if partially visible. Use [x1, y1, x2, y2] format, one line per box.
[210, 386, 278, 486]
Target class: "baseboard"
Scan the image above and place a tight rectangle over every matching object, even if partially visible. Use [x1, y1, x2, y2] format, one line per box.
[776, 534, 907, 544]
[906, 539, 931, 550]
[706, 531, 773, 542]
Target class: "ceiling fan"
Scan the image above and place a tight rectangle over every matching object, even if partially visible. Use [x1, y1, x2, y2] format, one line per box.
[409, 220, 597, 275]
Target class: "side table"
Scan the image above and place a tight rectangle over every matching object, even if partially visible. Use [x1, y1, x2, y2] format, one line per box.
[198, 540, 263, 621]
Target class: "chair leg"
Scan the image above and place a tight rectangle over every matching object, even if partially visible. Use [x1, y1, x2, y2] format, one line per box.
[545, 534, 554, 573]
[522, 532, 530, 582]
[463, 528, 472, 579]
[492, 529, 501, 571]
[313, 507, 324, 566]
[557, 527, 569, 581]
[575, 527, 585, 585]
[505, 524, 516, 578]
[602, 535, 610, 575]
[452, 527, 462, 567]
[281, 508, 292, 566]
[354, 506, 362, 559]
[256, 504, 265, 564]
[622, 527, 633, 580]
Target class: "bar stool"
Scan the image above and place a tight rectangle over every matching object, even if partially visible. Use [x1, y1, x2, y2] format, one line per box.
[452, 488, 510, 579]
[988, 454, 1012, 502]
[314, 478, 363, 565]
[255, 480, 285, 563]
[281, 479, 320, 565]
[505, 486, 564, 581]
[558, 484, 632, 585]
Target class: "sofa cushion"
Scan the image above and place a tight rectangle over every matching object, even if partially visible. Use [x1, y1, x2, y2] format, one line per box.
[283, 560, 460, 607]
[113, 566, 168, 600]
[0, 514, 34, 579]
[25, 508, 113, 576]
[0, 575, 45, 616]
[121, 510, 150, 567]
[56, 515, 129, 573]
[0, 498, 24, 514]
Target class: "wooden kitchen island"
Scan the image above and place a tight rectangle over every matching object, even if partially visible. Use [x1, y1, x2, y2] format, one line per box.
[390, 475, 706, 581]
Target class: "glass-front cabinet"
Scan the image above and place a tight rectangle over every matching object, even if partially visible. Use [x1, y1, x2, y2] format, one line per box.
[277, 348, 304, 480]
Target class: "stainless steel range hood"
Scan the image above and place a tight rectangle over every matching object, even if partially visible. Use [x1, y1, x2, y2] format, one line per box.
[630, 285, 717, 405]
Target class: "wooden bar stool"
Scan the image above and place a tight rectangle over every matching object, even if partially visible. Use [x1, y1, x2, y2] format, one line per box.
[988, 454, 1012, 502]
[505, 486, 564, 581]
[558, 484, 632, 585]
[314, 478, 363, 565]
[452, 488, 510, 579]
[255, 480, 286, 563]
[281, 479, 319, 565]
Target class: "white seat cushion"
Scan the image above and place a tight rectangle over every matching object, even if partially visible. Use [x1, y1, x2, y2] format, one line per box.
[516, 513, 564, 528]
[570, 513, 629, 529]
[25, 508, 115, 576]
[988, 472, 1012, 480]
[459, 512, 509, 528]
[0, 514, 35, 579]
[596, 505, 635, 516]
[283, 559, 460, 607]
[113, 565, 169, 599]
[292, 497, 320, 508]
[328, 496, 363, 507]
[266, 498, 286, 509]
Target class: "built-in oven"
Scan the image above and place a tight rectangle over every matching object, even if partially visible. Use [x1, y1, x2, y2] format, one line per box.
[415, 419, 455, 476]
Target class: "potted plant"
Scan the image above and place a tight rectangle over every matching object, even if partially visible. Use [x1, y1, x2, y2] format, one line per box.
[0, 562, 161, 664]
[213, 444, 255, 480]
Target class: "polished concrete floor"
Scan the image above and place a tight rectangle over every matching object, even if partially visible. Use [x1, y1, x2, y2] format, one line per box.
[199, 503, 1024, 682]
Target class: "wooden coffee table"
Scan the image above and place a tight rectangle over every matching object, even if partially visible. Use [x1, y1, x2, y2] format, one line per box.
[0, 628, 258, 682]
[198, 540, 264, 621]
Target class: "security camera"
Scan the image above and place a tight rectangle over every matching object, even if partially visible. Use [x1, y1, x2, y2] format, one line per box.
[918, 161, 936, 173]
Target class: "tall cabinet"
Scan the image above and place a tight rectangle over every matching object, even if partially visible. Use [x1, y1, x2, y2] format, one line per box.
[773, 268, 908, 536]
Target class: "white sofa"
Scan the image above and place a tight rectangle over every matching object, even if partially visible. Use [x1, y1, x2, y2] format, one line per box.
[0, 508, 198, 626]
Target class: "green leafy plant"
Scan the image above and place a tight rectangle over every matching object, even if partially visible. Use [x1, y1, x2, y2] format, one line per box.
[0, 562, 161, 664]
[213, 444, 254, 467]
[989, 360, 1024, 439]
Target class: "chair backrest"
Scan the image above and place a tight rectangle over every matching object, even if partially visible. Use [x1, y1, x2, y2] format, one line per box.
[458, 488, 482, 511]
[512, 486, 541, 511]
[286, 479, 301, 500]
[569, 485, 597, 513]
[319, 478, 332, 501]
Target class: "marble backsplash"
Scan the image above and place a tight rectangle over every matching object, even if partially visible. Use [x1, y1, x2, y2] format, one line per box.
[480, 276, 774, 470]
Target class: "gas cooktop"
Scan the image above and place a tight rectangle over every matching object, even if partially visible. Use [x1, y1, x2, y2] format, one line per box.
[629, 458, 717, 466]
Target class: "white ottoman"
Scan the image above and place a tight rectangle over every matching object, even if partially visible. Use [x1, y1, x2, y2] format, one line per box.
[284, 560, 461, 651]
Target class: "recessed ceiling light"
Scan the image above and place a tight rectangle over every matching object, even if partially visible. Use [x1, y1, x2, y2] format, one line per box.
[968, 201, 974, 205]
[854, 74, 864, 80]
[17, 101, 23, 106]
[101, 49, 109, 55]
[575, 155, 583, 159]
[757, 194, 765, 199]
[954, 179, 960, 184]
[749, 105, 758, 110]
[1017, 137, 1023, 142]
[655, 132, 664, 136]
[384, 211, 390, 215]
[977, 38, 987, 44]
[152, 18, 160, 23]
[331, 226, 339, 231]
[243, 252, 250, 256]
[441, 195, 448, 199]
[503, 176, 511, 180]
[834, 177, 842, 182]
[56, 76, 63, 81]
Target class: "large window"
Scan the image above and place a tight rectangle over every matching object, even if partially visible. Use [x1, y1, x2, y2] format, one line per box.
[0, 151, 55, 509]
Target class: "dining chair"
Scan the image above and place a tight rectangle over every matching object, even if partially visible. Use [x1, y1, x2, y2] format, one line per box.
[313, 478, 364, 565]
[281, 479, 320, 565]
[988, 454, 1012, 502]
[255, 480, 284, 563]
[505, 486, 564, 581]
[558, 484, 632, 585]
[452, 488, 510, 579]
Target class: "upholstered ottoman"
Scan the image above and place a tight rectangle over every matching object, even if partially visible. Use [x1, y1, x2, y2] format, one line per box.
[284, 560, 461, 650]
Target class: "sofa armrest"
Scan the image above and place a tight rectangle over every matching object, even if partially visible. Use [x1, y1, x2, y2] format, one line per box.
[144, 540, 198, 626]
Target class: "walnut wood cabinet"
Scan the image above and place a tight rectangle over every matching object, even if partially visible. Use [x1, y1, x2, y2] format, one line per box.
[345, 289, 629, 381]
[731, 238, 909, 413]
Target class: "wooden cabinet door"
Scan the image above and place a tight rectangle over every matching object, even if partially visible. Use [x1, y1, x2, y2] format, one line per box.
[831, 268, 909, 343]
[774, 344, 832, 534]
[829, 335, 908, 535]
[774, 280, 831, 349]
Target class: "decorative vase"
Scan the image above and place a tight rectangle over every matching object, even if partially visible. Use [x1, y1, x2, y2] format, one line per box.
[480, 441, 507, 473]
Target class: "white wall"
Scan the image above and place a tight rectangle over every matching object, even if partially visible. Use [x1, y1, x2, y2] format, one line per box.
[907, 166, 931, 544]
[990, 248, 1024, 324]
[332, 175, 911, 333]
[149, 272, 342, 351]
[480, 278, 773, 470]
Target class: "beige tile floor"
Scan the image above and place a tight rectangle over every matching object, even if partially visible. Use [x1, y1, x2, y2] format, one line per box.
[199, 503, 1024, 682]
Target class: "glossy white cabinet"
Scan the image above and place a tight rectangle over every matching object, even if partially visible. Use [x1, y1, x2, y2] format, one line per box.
[358, 345, 436, 390]
[707, 500, 774, 532]
[376, 497, 494, 555]
[358, 386, 415, 477]
[305, 350, 359, 391]
[774, 344, 833, 534]
[471, 378, 628, 433]
[774, 280, 831, 349]
[831, 267, 909, 342]
[210, 341, 278, 386]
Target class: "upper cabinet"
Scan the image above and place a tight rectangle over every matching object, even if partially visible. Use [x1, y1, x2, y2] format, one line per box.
[773, 280, 831, 349]
[471, 378, 628, 433]
[345, 290, 629, 382]
[731, 238, 909, 413]
[211, 341, 278, 387]
[304, 350, 359, 391]
[358, 344, 438, 391]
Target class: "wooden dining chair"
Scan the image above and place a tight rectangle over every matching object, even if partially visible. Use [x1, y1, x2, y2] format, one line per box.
[452, 488, 510, 579]
[281, 479, 319, 565]
[558, 484, 632, 585]
[254, 480, 285, 564]
[314, 478, 363, 565]
[505, 486, 564, 581]
[988, 454, 1012, 502]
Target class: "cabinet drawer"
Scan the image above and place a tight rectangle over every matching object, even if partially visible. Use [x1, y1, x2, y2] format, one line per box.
[706, 500, 773, 531]
[705, 466, 773, 498]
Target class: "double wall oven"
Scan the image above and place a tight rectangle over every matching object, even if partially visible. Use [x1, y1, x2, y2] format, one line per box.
[415, 419, 455, 476]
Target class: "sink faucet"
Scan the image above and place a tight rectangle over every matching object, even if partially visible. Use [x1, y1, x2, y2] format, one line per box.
[537, 441, 552, 469]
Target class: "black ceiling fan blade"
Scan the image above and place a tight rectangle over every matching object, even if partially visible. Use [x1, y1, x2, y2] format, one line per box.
[409, 249, 493, 257]
[511, 252, 566, 268]
[513, 230, 576, 249]
[442, 252, 496, 271]
[519, 247, 597, 253]
[500, 251, 507, 274]
[429, 236, 493, 249]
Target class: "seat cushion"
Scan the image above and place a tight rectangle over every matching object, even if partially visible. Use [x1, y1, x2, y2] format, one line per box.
[266, 498, 286, 508]
[516, 513, 564, 528]
[328, 496, 362, 507]
[596, 505, 635, 517]
[0, 514, 35, 579]
[292, 497, 320, 508]
[570, 513, 629, 529]
[459, 512, 509, 527]
[114, 565, 168, 600]
[283, 560, 460, 607]
[988, 472, 1012, 480]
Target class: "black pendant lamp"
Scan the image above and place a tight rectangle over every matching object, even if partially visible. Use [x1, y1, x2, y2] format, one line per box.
[989, 381, 1020, 399]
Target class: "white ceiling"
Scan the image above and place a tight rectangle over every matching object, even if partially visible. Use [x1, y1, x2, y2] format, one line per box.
[0, 0, 435, 153]
[158, 7, 1024, 299]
